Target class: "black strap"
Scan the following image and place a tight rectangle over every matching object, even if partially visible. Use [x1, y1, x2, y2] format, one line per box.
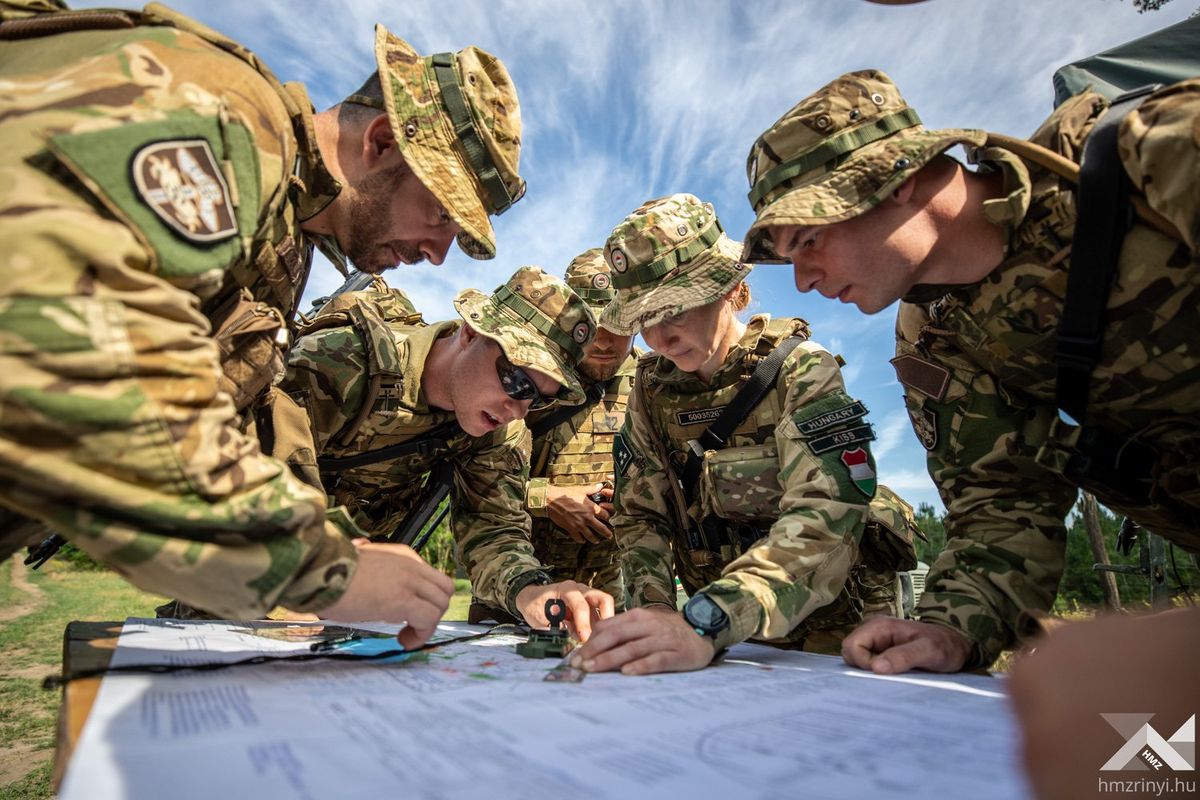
[680, 336, 804, 502]
[1055, 84, 1160, 425]
[528, 381, 606, 439]
[390, 460, 455, 549]
[317, 421, 462, 472]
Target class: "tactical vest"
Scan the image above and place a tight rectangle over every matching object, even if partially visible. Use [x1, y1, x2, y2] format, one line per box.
[292, 312, 479, 536]
[530, 372, 630, 489]
[0, 1, 334, 415]
[524, 361, 633, 574]
[299, 285, 426, 451]
[637, 316, 918, 632]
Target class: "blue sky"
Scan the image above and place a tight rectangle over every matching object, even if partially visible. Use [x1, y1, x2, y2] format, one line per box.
[80, 0, 1195, 511]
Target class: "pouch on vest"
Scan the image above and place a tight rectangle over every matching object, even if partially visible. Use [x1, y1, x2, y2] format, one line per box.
[248, 385, 322, 491]
[859, 485, 921, 573]
[698, 444, 781, 524]
[210, 286, 287, 413]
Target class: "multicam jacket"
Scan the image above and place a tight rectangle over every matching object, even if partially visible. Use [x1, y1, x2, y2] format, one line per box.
[0, 2, 359, 617]
[282, 313, 544, 617]
[524, 352, 639, 602]
[896, 81, 1200, 667]
[614, 315, 915, 653]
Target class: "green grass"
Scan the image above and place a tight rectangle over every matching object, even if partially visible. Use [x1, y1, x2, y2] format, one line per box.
[0, 561, 165, 799]
[0, 560, 475, 799]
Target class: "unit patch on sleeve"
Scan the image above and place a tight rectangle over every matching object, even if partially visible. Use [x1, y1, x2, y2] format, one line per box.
[792, 397, 867, 435]
[807, 424, 875, 455]
[132, 139, 238, 243]
[891, 354, 950, 402]
[840, 447, 877, 497]
[613, 431, 635, 476]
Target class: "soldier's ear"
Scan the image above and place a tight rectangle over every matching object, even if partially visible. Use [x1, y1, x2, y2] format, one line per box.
[889, 174, 917, 206]
[459, 322, 478, 348]
[362, 113, 397, 168]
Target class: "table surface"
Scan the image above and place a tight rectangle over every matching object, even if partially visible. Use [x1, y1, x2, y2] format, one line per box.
[54, 621, 122, 790]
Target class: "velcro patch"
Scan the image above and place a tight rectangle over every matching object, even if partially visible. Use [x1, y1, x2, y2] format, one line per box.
[613, 432, 635, 476]
[808, 424, 876, 455]
[891, 354, 950, 402]
[132, 139, 238, 242]
[794, 401, 867, 435]
[676, 406, 727, 426]
[911, 405, 938, 450]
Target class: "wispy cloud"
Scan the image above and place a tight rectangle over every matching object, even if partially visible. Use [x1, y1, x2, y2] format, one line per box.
[75, 0, 1196, 511]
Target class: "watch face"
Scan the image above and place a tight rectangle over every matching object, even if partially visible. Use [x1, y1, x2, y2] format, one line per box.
[686, 595, 728, 633]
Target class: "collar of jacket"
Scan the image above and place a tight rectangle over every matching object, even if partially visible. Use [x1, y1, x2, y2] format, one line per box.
[400, 320, 462, 414]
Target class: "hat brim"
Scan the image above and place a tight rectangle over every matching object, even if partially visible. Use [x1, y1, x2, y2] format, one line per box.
[600, 233, 750, 336]
[453, 289, 586, 404]
[741, 127, 987, 263]
[376, 27, 497, 261]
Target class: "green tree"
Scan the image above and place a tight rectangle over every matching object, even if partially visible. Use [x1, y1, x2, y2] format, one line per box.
[1058, 500, 1199, 610]
[913, 502, 946, 564]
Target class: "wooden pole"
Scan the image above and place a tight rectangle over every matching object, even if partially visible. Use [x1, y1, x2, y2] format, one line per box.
[1083, 493, 1121, 611]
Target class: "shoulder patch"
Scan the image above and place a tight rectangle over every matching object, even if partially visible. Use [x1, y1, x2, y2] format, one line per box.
[808, 424, 875, 455]
[132, 139, 238, 242]
[890, 354, 950, 402]
[793, 397, 867, 436]
[910, 404, 939, 450]
[613, 431, 635, 476]
[675, 406, 727, 427]
[46, 111, 261, 279]
[840, 447, 877, 497]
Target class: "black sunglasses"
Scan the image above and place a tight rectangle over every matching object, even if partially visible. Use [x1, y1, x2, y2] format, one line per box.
[495, 354, 556, 410]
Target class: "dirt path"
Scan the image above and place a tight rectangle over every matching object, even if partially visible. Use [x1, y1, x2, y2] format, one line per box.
[0, 558, 54, 789]
[0, 743, 51, 786]
[0, 557, 45, 623]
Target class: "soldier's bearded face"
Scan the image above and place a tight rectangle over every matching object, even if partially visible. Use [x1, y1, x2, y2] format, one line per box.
[342, 163, 461, 274]
[449, 330, 561, 436]
[771, 199, 932, 314]
[642, 299, 733, 376]
[579, 327, 633, 383]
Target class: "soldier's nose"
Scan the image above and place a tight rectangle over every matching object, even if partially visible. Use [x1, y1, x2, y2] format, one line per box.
[792, 264, 822, 293]
[423, 235, 453, 266]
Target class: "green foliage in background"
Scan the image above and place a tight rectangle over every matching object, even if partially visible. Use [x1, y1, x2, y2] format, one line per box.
[912, 499, 1199, 611]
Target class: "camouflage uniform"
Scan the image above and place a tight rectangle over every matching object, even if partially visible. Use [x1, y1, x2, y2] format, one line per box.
[605, 194, 917, 654]
[283, 267, 597, 618]
[524, 249, 638, 604]
[0, 1, 524, 617]
[743, 70, 1200, 667]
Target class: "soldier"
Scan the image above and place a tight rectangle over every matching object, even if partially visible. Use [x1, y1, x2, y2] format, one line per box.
[0, 1, 525, 645]
[741, 71, 1200, 673]
[283, 267, 615, 637]
[570, 194, 918, 675]
[517, 249, 639, 611]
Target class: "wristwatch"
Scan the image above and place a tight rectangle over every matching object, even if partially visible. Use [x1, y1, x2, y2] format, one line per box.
[682, 593, 730, 641]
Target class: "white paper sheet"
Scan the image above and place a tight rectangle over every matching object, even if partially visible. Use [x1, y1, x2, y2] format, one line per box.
[59, 618, 1030, 799]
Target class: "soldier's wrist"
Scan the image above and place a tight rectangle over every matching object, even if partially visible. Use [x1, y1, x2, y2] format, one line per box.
[506, 569, 553, 617]
[525, 479, 550, 516]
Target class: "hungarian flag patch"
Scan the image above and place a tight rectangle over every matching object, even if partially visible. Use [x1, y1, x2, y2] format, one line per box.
[840, 447, 877, 497]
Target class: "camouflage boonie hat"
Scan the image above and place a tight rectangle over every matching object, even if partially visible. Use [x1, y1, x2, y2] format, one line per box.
[563, 248, 616, 317]
[742, 69, 986, 263]
[352, 27, 526, 261]
[600, 193, 750, 336]
[454, 266, 596, 404]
